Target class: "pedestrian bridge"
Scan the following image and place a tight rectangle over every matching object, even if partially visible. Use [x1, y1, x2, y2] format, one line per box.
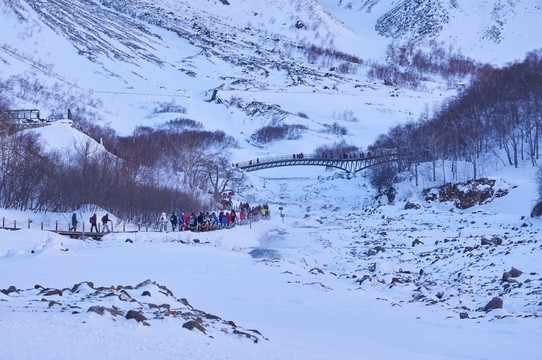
[235, 153, 398, 174]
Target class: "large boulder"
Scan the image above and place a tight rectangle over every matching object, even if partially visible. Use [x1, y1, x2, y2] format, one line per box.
[531, 201, 542, 217]
[484, 297, 503, 312]
[126, 310, 147, 323]
[183, 320, 206, 334]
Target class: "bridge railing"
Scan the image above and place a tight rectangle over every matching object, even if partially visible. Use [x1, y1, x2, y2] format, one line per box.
[235, 152, 383, 168]
[236, 153, 316, 168]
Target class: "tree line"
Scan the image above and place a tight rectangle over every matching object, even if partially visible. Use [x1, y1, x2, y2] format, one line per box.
[367, 50, 542, 192]
[0, 106, 245, 223]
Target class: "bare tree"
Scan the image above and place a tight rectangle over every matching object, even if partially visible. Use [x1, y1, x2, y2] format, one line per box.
[206, 155, 245, 201]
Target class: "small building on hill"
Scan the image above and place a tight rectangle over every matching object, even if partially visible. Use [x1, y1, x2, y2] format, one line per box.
[5, 109, 41, 122]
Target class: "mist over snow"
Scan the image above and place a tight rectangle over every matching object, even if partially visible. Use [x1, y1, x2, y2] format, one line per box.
[1, 0, 542, 359]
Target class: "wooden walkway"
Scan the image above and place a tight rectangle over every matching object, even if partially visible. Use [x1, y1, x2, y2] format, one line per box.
[0, 226, 133, 240]
[51, 230, 138, 240]
[1, 214, 267, 240]
[0, 217, 138, 241]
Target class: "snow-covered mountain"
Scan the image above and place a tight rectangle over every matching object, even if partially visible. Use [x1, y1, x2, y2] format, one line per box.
[331, 0, 542, 65]
[2, 0, 540, 151]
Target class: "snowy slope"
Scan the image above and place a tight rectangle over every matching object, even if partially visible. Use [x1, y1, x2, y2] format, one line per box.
[325, 0, 542, 65]
[3, 0, 540, 145]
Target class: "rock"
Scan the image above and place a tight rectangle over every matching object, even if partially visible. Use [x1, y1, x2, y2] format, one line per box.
[48, 300, 62, 308]
[509, 267, 523, 278]
[125, 239, 133, 243]
[183, 320, 206, 334]
[366, 249, 377, 256]
[404, 202, 421, 210]
[41, 289, 63, 297]
[309, 268, 324, 275]
[126, 310, 147, 323]
[459, 312, 469, 319]
[142, 291, 151, 297]
[484, 297, 503, 312]
[481, 236, 502, 246]
[1, 285, 18, 295]
[233, 329, 260, 343]
[71, 281, 94, 293]
[88, 306, 105, 315]
[87, 305, 124, 317]
[412, 239, 424, 247]
[227, 320, 237, 328]
[135, 280, 152, 289]
[295, 20, 305, 29]
[502, 272, 511, 282]
[491, 236, 503, 245]
[531, 201, 542, 217]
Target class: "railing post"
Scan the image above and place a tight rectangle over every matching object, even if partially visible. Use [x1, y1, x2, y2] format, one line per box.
[2, 217, 4, 228]
[41, 222, 44, 230]
[123, 223, 126, 232]
[14, 220, 16, 230]
[55, 221, 58, 231]
[138, 224, 141, 231]
[28, 219, 31, 229]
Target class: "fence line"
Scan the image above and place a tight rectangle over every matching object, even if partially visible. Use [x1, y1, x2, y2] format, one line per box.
[0, 212, 269, 238]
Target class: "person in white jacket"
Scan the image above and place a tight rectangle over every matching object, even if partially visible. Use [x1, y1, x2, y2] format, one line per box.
[159, 212, 168, 232]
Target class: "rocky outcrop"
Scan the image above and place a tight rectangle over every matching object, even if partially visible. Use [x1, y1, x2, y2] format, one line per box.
[1, 280, 267, 343]
[375, 0, 450, 40]
[423, 178, 513, 209]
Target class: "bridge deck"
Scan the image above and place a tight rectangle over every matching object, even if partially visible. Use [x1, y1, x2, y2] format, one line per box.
[235, 153, 393, 174]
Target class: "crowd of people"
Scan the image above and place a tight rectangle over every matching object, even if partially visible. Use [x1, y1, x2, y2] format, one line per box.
[161, 202, 270, 232]
[67, 199, 271, 234]
[70, 212, 112, 233]
[320, 151, 371, 159]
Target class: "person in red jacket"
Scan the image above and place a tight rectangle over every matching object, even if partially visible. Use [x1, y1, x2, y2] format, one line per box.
[90, 213, 98, 232]
[226, 212, 232, 228]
